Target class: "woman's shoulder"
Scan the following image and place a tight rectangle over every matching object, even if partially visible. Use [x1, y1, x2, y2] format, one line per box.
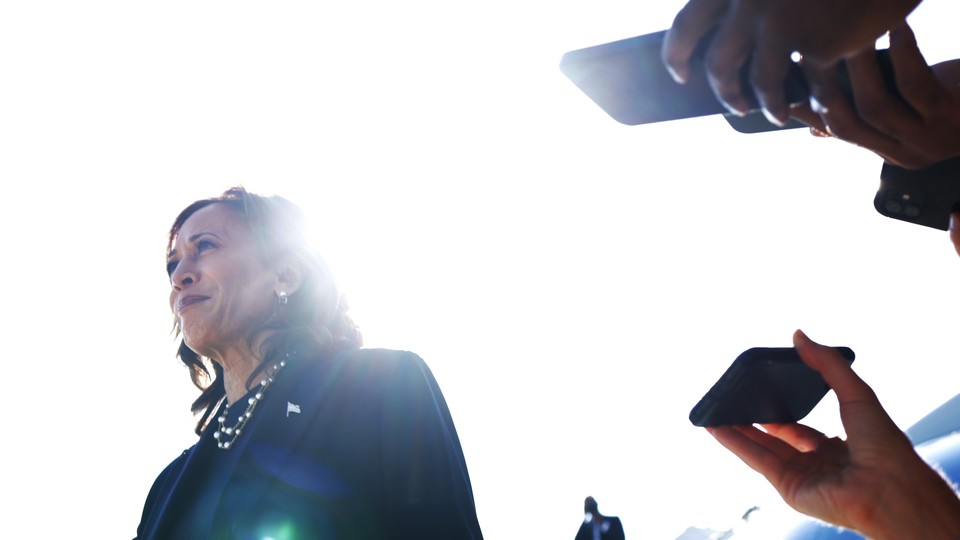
[291, 348, 430, 387]
[340, 348, 424, 366]
[335, 348, 431, 383]
[288, 348, 441, 410]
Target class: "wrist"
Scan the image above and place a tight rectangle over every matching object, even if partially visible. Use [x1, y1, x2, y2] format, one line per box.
[857, 463, 960, 539]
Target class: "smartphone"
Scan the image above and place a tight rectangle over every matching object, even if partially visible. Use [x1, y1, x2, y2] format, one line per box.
[560, 29, 892, 132]
[874, 156, 960, 231]
[559, 29, 805, 128]
[689, 346, 855, 427]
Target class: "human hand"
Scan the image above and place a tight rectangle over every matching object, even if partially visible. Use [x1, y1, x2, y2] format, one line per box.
[708, 330, 960, 539]
[791, 24, 960, 169]
[661, 0, 920, 126]
[950, 212, 960, 258]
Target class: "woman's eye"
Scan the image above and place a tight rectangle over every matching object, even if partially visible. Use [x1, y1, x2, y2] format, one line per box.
[167, 239, 216, 278]
[196, 240, 216, 252]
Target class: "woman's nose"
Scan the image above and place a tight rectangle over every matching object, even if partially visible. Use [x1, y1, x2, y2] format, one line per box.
[170, 260, 198, 289]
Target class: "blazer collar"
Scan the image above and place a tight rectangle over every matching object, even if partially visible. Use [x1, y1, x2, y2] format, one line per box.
[144, 349, 353, 539]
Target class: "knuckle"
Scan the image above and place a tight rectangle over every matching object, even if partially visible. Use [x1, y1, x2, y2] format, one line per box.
[705, 56, 740, 90]
[854, 100, 886, 126]
[823, 117, 855, 139]
[669, 5, 697, 34]
[897, 77, 941, 105]
[672, 0, 721, 31]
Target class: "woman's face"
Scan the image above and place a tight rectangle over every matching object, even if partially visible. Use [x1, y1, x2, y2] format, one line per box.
[167, 203, 279, 360]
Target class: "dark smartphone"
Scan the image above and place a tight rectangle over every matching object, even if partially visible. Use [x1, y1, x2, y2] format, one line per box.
[874, 156, 960, 231]
[559, 30, 805, 128]
[559, 29, 892, 133]
[689, 346, 855, 427]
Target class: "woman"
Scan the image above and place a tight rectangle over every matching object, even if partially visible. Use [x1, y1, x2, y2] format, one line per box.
[135, 187, 483, 539]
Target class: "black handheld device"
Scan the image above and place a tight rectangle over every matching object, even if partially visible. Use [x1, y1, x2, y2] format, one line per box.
[874, 156, 960, 231]
[559, 30, 805, 128]
[560, 29, 892, 133]
[689, 346, 855, 427]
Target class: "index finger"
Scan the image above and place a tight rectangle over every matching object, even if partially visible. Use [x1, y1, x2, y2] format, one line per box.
[792, 329, 873, 403]
[792, 330, 907, 447]
[662, 0, 730, 83]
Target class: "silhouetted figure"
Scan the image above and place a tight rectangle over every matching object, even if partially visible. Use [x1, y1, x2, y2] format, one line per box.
[575, 496, 625, 540]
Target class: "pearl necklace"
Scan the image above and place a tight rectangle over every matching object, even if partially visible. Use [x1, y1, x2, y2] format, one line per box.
[214, 360, 287, 450]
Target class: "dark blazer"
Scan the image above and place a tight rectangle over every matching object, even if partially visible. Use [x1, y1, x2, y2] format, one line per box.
[135, 348, 483, 539]
[575, 515, 625, 540]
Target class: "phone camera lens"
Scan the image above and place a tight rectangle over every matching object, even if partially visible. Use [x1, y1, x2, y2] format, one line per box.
[884, 199, 903, 213]
[904, 204, 921, 218]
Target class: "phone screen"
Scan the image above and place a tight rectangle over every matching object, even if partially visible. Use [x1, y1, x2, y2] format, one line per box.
[689, 346, 855, 427]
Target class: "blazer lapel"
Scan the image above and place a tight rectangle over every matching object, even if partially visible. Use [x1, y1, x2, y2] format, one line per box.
[139, 410, 220, 539]
[212, 351, 351, 524]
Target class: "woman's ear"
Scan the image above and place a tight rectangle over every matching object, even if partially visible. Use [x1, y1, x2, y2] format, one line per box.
[274, 256, 305, 297]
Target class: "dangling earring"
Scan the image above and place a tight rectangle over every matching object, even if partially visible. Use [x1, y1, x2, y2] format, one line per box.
[278, 291, 289, 305]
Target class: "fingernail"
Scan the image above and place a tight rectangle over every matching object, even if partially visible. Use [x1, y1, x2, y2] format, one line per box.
[721, 101, 747, 117]
[794, 329, 810, 343]
[950, 213, 957, 232]
[762, 107, 787, 127]
[810, 95, 829, 115]
[665, 64, 687, 84]
[705, 427, 716, 435]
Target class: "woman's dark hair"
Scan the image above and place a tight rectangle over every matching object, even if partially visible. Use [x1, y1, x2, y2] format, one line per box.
[167, 186, 363, 434]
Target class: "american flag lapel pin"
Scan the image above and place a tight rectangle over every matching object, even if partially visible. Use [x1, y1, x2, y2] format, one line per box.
[286, 402, 301, 418]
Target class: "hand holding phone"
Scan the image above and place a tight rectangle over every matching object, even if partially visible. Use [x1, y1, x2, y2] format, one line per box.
[559, 30, 806, 128]
[704, 332, 960, 539]
[559, 29, 892, 133]
[689, 346, 855, 427]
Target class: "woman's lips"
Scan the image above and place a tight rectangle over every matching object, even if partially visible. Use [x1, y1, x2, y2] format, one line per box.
[178, 295, 209, 312]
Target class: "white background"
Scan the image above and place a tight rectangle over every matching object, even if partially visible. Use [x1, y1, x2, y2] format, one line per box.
[2, 1, 958, 538]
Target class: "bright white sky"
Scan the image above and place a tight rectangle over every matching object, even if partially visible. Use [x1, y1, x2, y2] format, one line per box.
[3, 1, 959, 538]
